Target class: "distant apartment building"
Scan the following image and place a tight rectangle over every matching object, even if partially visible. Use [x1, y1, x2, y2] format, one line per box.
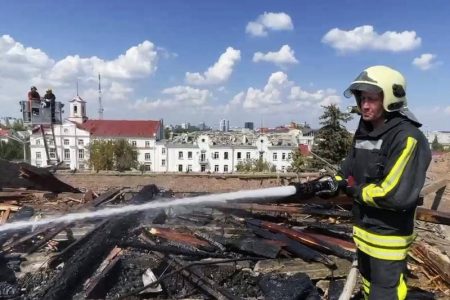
[219, 119, 229, 132]
[425, 130, 450, 150]
[244, 122, 254, 130]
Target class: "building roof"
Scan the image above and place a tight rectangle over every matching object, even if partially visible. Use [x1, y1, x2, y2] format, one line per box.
[0, 129, 9, 137]
[78, 120, 160, 138]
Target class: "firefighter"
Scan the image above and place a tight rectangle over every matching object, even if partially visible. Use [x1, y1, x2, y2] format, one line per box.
[338, 65, 431, 299]
[27, 86, 41, 121]
[44, 88, 56, 123]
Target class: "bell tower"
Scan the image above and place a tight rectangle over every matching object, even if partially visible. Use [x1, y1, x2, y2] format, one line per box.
[68, 96, 88, 124]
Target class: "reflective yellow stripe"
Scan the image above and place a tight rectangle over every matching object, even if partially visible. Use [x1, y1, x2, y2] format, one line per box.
[398, 273, 407, 300]
[361, 137, 417, 206]
[353, 226, 415, 260]
[335, 175, 343, 181]
[354, 238, 408, 260]
[362, 276, 370, 295]
[353, 226, 415, 248]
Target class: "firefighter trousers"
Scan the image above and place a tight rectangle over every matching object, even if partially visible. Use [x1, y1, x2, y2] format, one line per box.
[357, 249, 407, 300]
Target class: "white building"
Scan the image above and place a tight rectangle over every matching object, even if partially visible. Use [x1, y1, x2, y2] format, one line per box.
[30, 96, 162, 170]
[29, 96, 313, 173]
[425, 130, 450, 150]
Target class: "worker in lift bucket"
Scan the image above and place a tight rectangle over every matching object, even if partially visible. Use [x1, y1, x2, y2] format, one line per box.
[337, 65, 432, 299]
[44, 88, 56, 123]
[27, 86, 41, 120]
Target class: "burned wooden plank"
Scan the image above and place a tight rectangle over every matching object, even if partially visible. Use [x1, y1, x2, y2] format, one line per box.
[228, 237, 281, 258]
[248, 219, 354, 260]
[47, 220, 109, 269]
[19, 164, 80, 193]
[254, 257, 352, 280]
[211, 203, 352, 218]
[121, 240, 228, 258]
[300, 230, 356, 252]
[40, 185, 159, 300]
[0, 209, 11, 224]
[416, 208, 450, 225]
[84, 247, 123, 299]
[249, 224, 335, 268]
[148, 227, 213, 250]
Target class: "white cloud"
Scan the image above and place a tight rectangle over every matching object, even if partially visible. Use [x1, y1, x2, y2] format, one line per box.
[253, 45, 298, 67]
[445, 106, 450, 115]
[322, 25, 421, 53]
[49, 41, 158, 82]
[246, 12, 293, 37]
[412, 53, 437, 70]
[233, 72, 340, 114]
[0, 35, 54, 79]
[185, 47, 241, 86]
[131, 86, 212, 111]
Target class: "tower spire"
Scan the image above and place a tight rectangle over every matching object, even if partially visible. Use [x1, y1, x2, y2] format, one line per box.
[98, 73, 104, 119]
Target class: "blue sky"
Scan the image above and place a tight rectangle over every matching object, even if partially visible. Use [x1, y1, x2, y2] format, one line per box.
[0, 0, 449, 131]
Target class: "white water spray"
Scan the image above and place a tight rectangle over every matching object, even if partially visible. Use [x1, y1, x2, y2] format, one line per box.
[0, 186, 296, 233]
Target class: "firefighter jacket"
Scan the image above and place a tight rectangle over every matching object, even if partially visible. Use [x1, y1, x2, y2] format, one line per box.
[340, 114, 431, 260]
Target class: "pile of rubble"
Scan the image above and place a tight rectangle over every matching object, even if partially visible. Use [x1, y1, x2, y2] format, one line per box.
[0, 159, 449, 299]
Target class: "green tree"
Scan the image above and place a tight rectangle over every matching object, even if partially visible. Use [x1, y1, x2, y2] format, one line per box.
[0, 140, 23, 160]
[431, 135, 444, 151]
[289, 148, 307, 173]
[88, 140, 115, 172]
[311, 104, 353, 169]
[235, 158, 275, 173]
[11, 119, 26, 131]
[113, 139, 138, 171]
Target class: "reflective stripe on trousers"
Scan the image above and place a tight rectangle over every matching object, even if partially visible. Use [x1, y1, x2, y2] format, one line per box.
[353, 225, 415, 260]
[362, 274, 407, 300]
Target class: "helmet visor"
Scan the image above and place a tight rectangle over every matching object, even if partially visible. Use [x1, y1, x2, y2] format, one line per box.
[343, 82, 382, 98]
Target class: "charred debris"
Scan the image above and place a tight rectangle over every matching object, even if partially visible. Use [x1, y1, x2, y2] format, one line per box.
[0, 159, 449, 299]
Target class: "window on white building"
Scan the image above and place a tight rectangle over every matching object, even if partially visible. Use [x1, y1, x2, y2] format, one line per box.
[49, 148, 56, 159]
[162, 159, 166, 166]
[131, 140, 137, 147]
[144, 164, 151, 171]
[224, 152, 229, 160]
[145, 153, 151, 161]
[36, 162, 41, 167]
[36, 152, 41, 159]
[64, 139, 69, 145]
[237, 152, 241, 159]
[213, 152, 219, 159]
[201, 165, 206, 172]
[36, 139, 41, 145]
[200, 153, 206, 162]
[78, 149, 84, 159]
[246, 152, 251, 159]
[64, 128, 69, 134]
[188, 151, 192, 159]
[64, 149, 70, 160]
[282, 153, 286, 160]
[288, 152, 292, 160]
[78, 139, 84, 146]
[187, 165, 192, 172]
[48, 140, 54, 145]
[178, 151, 183, 159]
[145, 141, 150, 147]
[273, 153, 278, 161]
[224, 165, 228, 172]
[162, 148, 166, 154]
[79, 163, 85, 170]
[214, 165, 219, 172]
[178, 164, 183, 172]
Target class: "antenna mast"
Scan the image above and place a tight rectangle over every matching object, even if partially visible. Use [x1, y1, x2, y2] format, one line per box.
[98, 73, 104, 119]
